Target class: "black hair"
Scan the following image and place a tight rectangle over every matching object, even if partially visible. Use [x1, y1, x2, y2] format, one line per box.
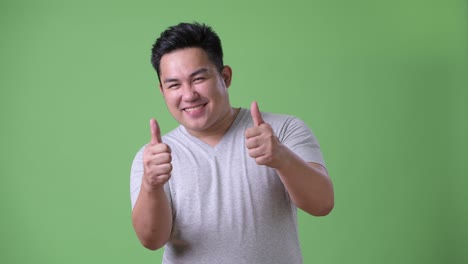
[151, 22, 224, 80]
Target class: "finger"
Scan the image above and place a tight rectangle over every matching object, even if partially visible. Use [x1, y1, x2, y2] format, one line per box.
[255, 156, 271, 166]
[150, 152, 172, 165]
[150, 118, 162, 144]
[154, 163, 173, 175]
[145, 163, 173, 177]
[245, 137, 261, 149]
[250, 101, 264, 126]
[147, 143, 171, 155]
[244, 127, 262, 139]
[248, 147, 264, 159]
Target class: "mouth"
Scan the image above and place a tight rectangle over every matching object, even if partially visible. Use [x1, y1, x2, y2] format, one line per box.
[182, 103, 207, 113]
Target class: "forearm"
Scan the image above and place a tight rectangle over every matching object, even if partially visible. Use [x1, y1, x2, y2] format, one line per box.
[276, 146, 334, 216]
[132, 187, 172, 250]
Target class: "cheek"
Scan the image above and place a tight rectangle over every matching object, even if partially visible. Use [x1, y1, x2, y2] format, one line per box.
[204, 82, 227, 98]
[165, 90, 178, 101]
[163, 93, 180, 109]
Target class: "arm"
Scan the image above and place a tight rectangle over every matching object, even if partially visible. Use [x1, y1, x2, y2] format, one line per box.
[245, 102, 334, 216]
[275, 147, 334, 216]
[132, 118, 173, 250]
[132, 185, 172, 250]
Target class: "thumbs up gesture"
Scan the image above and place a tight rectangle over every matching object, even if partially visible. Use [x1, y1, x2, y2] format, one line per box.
[142, 118, 172, 191]
[245, 101, 285, 169]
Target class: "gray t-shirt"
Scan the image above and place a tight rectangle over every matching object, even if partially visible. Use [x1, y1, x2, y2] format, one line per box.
[130, 108, 325, 264]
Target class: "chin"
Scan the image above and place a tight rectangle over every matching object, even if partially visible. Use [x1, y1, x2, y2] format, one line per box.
[180, 120, 207, 131]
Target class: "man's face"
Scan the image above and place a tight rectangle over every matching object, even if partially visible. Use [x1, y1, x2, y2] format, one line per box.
[159, 47, 232, 135]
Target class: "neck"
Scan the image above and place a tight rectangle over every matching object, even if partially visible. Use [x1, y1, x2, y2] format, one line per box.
[188, 107, 240, 147]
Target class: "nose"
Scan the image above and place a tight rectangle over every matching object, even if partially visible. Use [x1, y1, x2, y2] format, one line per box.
[181, 83, 200, 101]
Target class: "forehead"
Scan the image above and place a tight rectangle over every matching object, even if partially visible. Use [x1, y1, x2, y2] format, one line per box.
[159, 47, 214, 78]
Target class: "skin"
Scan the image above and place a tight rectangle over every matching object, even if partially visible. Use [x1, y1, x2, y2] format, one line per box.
[131, 118, 172, 250]
[158, 47, 237, 146]
[246, 101, 334, 216]
[132, 47, 334, 250]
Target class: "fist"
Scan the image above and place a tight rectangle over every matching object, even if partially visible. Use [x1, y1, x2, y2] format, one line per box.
[245, 101, 285, 168]
[142, 118, 172, 191]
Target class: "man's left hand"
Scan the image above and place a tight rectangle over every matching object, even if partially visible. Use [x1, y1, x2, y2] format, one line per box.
[245, 101, 286, 169]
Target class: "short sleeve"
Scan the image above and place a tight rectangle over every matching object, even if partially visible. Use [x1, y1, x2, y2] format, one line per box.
[278, 117, 326, 168]
[129, 145, 172, 209]
[130, 146, 145, 209]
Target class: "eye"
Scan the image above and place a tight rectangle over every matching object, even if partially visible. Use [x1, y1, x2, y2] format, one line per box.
[167, 83, 180, 89]
[193, 77, 205, 83]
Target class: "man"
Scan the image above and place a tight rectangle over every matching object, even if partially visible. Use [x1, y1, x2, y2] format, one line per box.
[130, 22, 334, 263]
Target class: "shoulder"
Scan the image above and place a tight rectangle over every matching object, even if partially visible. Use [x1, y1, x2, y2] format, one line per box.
[161, 125, 184, 144]
[258, 111, 317, 145]
[239, 108, 299, 128]
[262, 112, 297, 124]
[261, 111, 309, 132]
[239, 107, 310, 135]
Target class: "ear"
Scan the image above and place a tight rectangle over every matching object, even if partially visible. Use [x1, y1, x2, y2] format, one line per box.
[221, 65, 232, 88]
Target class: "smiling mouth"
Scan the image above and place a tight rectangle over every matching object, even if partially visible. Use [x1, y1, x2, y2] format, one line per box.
[183, 103, 207, 112]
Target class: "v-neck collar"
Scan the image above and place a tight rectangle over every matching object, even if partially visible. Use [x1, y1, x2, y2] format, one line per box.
[178, 108, 247, 155]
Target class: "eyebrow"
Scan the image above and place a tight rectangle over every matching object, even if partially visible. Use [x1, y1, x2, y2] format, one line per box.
[163, 68, 209, 84]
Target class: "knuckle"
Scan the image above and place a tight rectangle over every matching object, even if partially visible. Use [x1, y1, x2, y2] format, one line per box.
[245, 142, 249, 149]
[246, 139, 254, 149]
[162, 152, 172, 163]
[255, 157, 265, 165]
[163, 163, 173, 173]
[143, 153, 153, 162]
[160, 174, 171, 183]
[244, 130, 251, 138]
[161, 143, 170, 152]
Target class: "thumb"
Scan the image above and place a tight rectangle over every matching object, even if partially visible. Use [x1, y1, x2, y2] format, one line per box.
[250, 101, 264, 126]
[150, 118, 162, 144]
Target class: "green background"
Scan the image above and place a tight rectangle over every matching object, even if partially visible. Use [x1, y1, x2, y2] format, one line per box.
[1, 0, 467, 263]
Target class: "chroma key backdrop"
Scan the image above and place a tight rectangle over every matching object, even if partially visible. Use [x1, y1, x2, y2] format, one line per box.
[1, 0, 467, 263]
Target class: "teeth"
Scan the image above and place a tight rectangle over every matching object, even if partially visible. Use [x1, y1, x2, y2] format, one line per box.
[185, 105, 204, 112]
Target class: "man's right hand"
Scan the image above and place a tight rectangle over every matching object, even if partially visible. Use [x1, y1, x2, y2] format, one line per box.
[133, 118, 173, 250]
[142, 118, 172, 191]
